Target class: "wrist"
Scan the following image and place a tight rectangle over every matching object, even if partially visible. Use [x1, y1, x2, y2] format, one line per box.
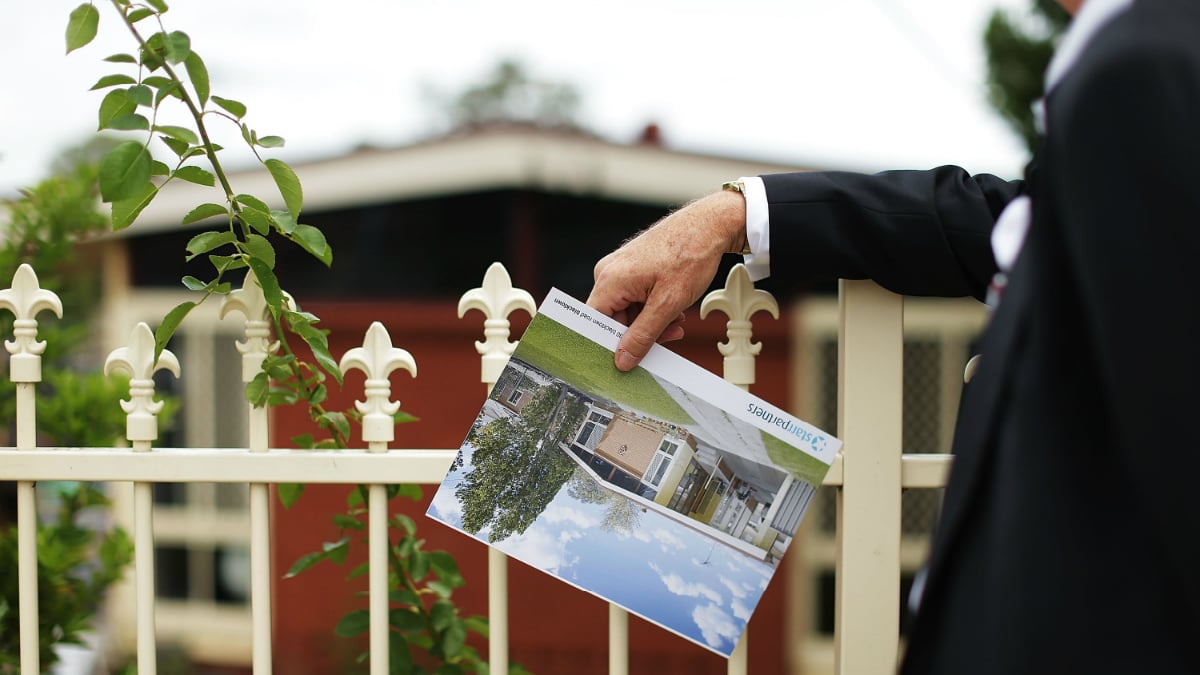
[719, 181, 751, 254]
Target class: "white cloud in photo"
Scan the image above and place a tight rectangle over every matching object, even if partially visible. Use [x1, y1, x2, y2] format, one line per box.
[649, 563, 723, 605]
[504, 527, 579, 575]
[731, 598, 753, 622]
[428, 487, 463, 525]
[719, 576, 750, 600]
[542, 502, 599, 529]
[649, 528, 686, 553]
[692, 603, 741, 650]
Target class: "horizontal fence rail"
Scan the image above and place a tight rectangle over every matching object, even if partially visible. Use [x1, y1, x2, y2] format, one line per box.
[0, 261, 952, 675]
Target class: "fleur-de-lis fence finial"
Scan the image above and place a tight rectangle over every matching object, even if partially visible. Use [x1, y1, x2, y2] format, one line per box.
[457, 263, 535, 385]
[0, 264, 64, 383]
[104, 323, 181, 443]
[220, 268, 287, 383]
[339, 322, 416, 445]
[700, 263, 779, 387]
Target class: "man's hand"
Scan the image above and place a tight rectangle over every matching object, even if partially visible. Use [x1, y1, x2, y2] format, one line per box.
[586, 189, 748, 371]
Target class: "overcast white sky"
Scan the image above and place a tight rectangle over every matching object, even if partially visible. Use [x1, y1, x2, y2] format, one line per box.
[1, 0, 1036, 197]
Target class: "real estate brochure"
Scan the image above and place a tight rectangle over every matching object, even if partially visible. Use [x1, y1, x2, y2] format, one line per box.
[426, 288, 840, 658]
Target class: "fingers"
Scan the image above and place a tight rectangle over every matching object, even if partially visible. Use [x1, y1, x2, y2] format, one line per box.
[614, 301, 684, 371]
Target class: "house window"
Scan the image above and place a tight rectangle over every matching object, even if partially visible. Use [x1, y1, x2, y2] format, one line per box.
[507, 388, 524, 405]
[644, 438, 680, 488]
[574, 409, 612, 452]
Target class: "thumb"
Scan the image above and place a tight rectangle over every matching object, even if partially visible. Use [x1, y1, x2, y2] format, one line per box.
[614, 303, 676, 372]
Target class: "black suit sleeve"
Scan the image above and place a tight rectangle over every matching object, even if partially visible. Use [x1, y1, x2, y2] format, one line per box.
[759, 166, 1020, 300]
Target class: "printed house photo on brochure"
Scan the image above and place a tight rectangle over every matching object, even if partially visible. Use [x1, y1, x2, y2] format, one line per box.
[427, 289, 839, 658]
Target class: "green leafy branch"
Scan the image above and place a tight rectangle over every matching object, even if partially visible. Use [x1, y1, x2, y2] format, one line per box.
[283, 485, 512, 674]
[67, 0, 338, 424]
[65, 3, 508, 672]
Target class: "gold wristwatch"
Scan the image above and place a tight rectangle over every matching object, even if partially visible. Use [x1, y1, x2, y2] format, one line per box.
[721, 180, 753, 255]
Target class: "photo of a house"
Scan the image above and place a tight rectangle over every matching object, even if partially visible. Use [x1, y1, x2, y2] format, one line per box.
[427, 289, 835, 657]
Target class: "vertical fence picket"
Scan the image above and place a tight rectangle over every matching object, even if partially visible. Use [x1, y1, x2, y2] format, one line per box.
[0, 264, 63, 675]
[608, 605, 628, 675]
[104, 323, 180, 675]
[220, 270, 280, 674]
[701, 263, 779, 675]
[457, 263, 535, 673]
[834, 279, 903, 674]
[340, 322, 417, 675]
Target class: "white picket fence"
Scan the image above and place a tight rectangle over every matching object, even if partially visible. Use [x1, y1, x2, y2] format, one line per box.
[0, 260, 952, 674]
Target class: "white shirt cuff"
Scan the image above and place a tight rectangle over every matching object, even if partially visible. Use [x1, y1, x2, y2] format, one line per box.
[738, 176, 770, 281]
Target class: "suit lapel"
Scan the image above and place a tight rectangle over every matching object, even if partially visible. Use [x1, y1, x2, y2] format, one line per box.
[918, 238, 1034, 588]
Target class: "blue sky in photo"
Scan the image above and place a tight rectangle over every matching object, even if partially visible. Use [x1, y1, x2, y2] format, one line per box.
[428, 444, 778, 657]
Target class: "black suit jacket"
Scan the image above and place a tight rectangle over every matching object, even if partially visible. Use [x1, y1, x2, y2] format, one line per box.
[760, 1, 1200, 671]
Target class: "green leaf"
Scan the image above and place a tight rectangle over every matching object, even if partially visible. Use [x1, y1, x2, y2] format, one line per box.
[182, 202, 228, 225]
[140, 34, 165, 70]
[159, 135, 189, 158]
[145, 0, 169, 11]
[430, 601, 455, 632]
[154, 80, 182, 105]
[127, 84, 153, 107]
[347, 489, 364, 509]
[244, 233, 276, 269]
[270, 208, 297, 234]
[97, 89, 136, 130]
[212, 95, 246, 119]
[184, 51, 210, 107]
[150, 159, 171, 176]
[155, 301, 196, 361]
[264, 158, 303, 218]
[333, 514, 364, 531]
[247, 258, 283, 309]
[391, 514, 417, 536]
[126, 7, 154, 23]
[317, 411, 350, 441]
[411, 551, 431, 582]
[291, 224, 332, 266]
[290, 433, 316, 449]
[99, 141, 151, 202]
[185, 230, 237, 260]
[234, 194, 271, 212]
[429, 551, 464, 587]
[66, 4, 100, 54]
[209, 254, 247, 273]
[108, 113, 150, 131]
[111, 182, 158, 230]
[278, 483, 305, 509]
[238, 207, 272, 236]
[463, 616, 489, 638]
[163, 31, 191, 64]
[284, 550, 326, 578]
[324, 537, 350, 564]
[143, 75, 173, 89]
[104, 52, 137, 64]
[257, 135, 286, 148]
[441, 620, 467, 660]
[389, 608, 426, 633]
[90, 74, 137, 90]
[173, 165, 215, 187]
[334, 610, 369, 638]
[388, 484, 423, 502]
[181, 276, 207, 291]
[245, 371, 269, 407]
[153, 125, 200, 145]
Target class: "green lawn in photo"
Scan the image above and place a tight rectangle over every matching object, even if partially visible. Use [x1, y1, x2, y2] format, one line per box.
[514, 316, 694, 425]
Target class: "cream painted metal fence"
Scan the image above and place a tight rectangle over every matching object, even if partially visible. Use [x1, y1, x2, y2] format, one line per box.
[0, 262, 951, 674]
